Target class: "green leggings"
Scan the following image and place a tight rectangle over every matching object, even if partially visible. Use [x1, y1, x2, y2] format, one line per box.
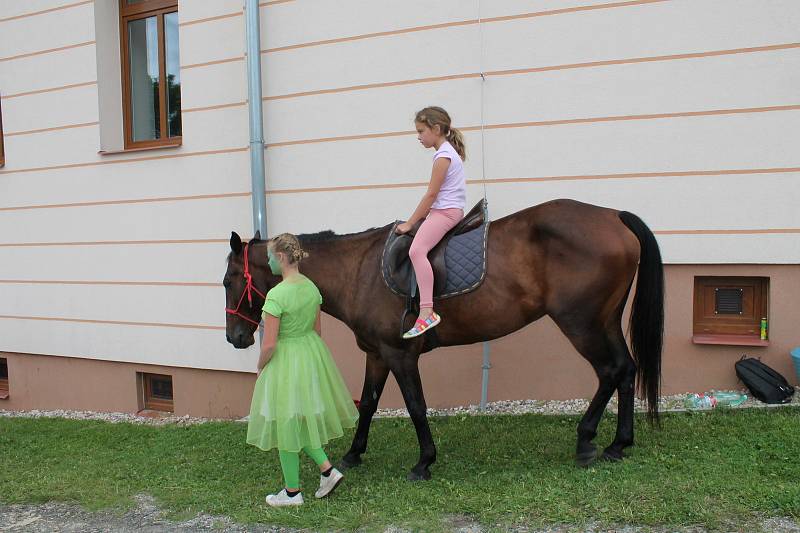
[278, 447, 328, 489]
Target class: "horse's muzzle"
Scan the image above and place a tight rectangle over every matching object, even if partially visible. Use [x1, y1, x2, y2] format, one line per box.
[227, 332, 255, 349]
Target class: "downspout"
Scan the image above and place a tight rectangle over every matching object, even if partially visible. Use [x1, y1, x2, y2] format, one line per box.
[477, 0, 491, 411]
[245, 0, 267, 342]
[245, 0, 267, 240]
[481, 341, 491, 410]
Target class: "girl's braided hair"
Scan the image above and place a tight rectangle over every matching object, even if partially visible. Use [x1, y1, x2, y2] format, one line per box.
[270, 233, 309, 264]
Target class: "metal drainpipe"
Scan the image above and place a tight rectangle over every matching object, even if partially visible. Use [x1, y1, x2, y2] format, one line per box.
[480, 342, 491, 410]
[245, 0, 267, 342]
[245, 0, 267, 240]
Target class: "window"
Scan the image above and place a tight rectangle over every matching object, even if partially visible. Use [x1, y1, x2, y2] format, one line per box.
[139, 372, 174, 412]
[0, 358, 8, 400]
[693, 276, 769, 345]
[0, 95, 5, 167]
[119, 0, 181, 149]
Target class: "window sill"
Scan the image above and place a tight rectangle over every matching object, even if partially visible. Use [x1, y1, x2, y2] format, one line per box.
[692, 334, 769, 347]
[99, 141, 182, 156]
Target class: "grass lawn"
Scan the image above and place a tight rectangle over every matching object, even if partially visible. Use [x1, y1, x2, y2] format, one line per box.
[1, 408, 799, 531]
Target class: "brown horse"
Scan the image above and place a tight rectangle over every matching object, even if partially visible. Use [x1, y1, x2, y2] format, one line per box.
[224, 199, 664, 480]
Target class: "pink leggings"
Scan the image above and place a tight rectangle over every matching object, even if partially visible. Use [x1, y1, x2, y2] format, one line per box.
[409, 208, 464, 309]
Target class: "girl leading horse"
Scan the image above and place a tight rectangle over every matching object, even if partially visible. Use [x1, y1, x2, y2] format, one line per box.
[224, 198, 664, 480]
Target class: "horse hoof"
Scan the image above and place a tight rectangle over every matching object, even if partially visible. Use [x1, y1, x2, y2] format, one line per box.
[339, 455, 362, 471]
[601, 448, 624, 462]
[575, 445, 598, 467]
[407, 469, 431, 481]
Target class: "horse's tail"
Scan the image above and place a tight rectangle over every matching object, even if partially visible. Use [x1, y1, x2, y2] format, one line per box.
[619, 211, 664, 424]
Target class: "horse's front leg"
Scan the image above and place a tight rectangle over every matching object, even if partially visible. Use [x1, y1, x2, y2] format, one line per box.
[382, 345, 436, 481]
[340, 351, 389, 470]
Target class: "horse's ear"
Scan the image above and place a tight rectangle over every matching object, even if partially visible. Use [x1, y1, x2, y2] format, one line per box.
[230, 232, 243, 255]
[253, 230, 261, 241]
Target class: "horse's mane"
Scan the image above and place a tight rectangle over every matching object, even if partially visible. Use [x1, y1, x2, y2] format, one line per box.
[296, 225, 388, 244]
[228, 225, 390, 262]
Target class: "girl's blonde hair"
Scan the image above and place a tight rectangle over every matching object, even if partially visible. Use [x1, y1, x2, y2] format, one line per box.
[270, 233, 309, 264]
[415, 106, 466, 161]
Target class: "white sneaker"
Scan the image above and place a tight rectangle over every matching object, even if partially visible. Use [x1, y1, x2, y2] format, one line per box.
[265, 489, 304, 507]
[315, 468, 344, 498]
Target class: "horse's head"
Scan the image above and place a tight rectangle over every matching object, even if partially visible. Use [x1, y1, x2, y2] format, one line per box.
[224, 231, 280, 348]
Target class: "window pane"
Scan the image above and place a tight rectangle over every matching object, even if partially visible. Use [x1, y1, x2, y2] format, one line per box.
[128, 16, 160, 141]
[150, 377, 173, 400]
[165, 12, 181, 137]
[0, 95, 4, 165]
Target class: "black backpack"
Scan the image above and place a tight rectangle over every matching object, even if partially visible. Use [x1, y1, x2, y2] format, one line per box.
[735, 356, 795, 404]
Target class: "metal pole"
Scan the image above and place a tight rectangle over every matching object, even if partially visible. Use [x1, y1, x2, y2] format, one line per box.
[245, 0, 267, 342]
[477, 0, 492, 412]
[245, 0, 267, 240]
[480, 341, 491, 410]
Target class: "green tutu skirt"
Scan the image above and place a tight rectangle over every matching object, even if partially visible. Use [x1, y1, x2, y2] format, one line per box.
[246, 332, 359, 452]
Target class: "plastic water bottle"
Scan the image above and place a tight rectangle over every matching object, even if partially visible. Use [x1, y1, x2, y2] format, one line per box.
[713, 391, 747, 407]
[684, 393, 717, 409]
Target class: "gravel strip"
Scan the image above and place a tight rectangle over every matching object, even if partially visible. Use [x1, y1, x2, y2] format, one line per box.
[0, 409, 222, 426]
[374, 388, 800, 418]
[2, 499, 797, 533]
[0, 494, 294, 533]
[1, 389, 797, 426]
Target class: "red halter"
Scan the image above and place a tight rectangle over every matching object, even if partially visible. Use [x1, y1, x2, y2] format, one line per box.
[225, 243, 267, 327]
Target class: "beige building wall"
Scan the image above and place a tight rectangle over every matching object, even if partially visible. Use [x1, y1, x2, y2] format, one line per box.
[3, 265, 798, 415]
[0, 1, 798, 416]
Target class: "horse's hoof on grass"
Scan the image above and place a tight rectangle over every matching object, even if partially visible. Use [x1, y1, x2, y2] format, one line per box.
[601, 448, 624, 462]
[407, 469, 431, 481]
[575, 445, 598, 467]
[339, 455, 362, 471]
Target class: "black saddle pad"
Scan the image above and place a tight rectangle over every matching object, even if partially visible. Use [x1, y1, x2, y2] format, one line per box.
[381, 199, 489, 300]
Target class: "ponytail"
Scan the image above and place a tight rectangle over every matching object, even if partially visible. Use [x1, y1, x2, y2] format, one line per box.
[446, 127, 467, 161]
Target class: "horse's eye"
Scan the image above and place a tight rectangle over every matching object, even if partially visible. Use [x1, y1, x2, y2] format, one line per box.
[223, 278, 231, 288]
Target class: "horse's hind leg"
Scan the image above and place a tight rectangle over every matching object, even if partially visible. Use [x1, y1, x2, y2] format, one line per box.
[602, 329, 637, 461]
[381, 345, 436, 481]
[341, 351, 389, 470]
[552, 319, 627, 467]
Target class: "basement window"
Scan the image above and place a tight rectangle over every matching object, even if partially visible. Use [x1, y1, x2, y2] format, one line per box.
[0, 358, 8, 399]
[139, 372, 173, 412]
[692, 276, 769, 347]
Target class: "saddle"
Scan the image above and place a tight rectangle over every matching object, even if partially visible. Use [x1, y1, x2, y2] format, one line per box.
[381, 198, 489, 300]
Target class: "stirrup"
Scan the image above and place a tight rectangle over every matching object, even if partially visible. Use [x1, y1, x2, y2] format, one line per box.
[402, 312, 441, 339]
